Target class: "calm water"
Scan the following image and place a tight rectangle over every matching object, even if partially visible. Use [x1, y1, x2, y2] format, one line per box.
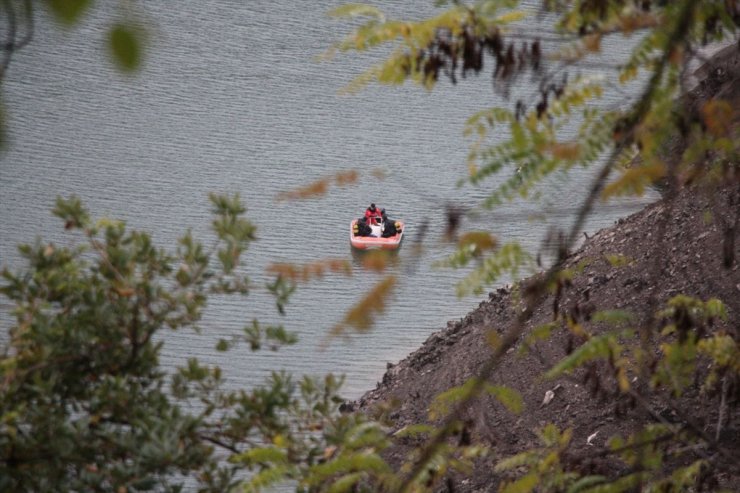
[0, 1, 655, 398]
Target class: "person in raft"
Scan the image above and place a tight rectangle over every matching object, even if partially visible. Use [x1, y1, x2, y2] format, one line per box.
[381, 210, 402, 238]
[353, 216, 372, 237]
[364, 203, 383, 225]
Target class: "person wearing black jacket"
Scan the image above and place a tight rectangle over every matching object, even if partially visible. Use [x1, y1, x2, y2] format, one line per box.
[381, 212, 402, 238]
[354, 216, 372, 236]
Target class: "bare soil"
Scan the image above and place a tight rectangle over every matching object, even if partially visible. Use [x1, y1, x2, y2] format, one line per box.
[348, 45, 740, 491]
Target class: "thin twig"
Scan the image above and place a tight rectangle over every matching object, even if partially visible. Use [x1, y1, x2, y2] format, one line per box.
[0, 0, 18, 79]
[0, 0, 33, 81]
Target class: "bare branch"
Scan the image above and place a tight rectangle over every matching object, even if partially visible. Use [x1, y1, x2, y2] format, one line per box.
[0, 0, 33, 81]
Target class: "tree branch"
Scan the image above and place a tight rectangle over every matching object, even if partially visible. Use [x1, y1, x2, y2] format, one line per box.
[399, 1, 701, 489]
[0, 0, 33, 81]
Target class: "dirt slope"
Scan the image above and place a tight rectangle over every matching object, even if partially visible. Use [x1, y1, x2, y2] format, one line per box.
[350, 46, 740, 491]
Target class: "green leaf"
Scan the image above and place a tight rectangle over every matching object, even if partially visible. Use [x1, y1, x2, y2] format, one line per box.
[591, 310, 634, 326]
[242, 464, 293, 492]
[455, 242, 534, 296]
[566, 475, 607, 493]
[327, 472, 365, 493]
[511, 122, 527, 150]
[307, 451, 390, 486]
[545, 331, 631, 379]
[109, 23, 142, 71]
[483, 384, 523, 414]
[393, 423, 435, 437]
[494, 10, 528, 24]
[667, 460, 706, 488]
[46, 0, 92, 25]
[495, 451, 537, 472]
[583, 472, 647, 492]
[604, 254, 634, 267]
[704, 298, 727, 319]
[429, 379, 474, 420]
[328, 4, 385, 21]
[698, 334, 740, 371]
[53, 195, 91, 229]
[215, 339, 229, 352]
[501, 472, 539, 493]
[230, 446, 288, 466]
[523, 322, 559, 348]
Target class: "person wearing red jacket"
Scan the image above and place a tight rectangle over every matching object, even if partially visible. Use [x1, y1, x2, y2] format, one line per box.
[364, 203, 382, 225]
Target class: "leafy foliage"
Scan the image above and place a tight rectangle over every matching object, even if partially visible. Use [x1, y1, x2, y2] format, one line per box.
[325, 0, 739, 491]
[440, 241, 534, 296]
[495, 425, 579, 493]
[429, 377, 522, 420]
[1, 0, 739, 491]
[0, 196, 377, 492]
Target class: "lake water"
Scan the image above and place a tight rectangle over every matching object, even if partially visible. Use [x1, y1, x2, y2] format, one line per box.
[0, 1, 655, 399]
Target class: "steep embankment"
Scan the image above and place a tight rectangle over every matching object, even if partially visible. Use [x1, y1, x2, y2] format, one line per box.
[351, 45, 740, 490]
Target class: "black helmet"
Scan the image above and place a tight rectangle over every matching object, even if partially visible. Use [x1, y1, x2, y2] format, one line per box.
[369, 203, 376, 211]
[359, 216, 367, 223]
[381, 208, 386, 214]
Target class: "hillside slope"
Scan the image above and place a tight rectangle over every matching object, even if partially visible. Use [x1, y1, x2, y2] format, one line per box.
[351, 45, 740, 491]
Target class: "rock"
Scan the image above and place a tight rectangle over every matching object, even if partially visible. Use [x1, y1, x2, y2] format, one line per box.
[339, 401, 355, 414]
[541, 390, 555, 407]
[587, 431, 600, 446]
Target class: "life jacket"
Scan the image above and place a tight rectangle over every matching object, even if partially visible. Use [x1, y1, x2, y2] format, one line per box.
[382, 220, 401, 238]
[354, 221, 372, 236]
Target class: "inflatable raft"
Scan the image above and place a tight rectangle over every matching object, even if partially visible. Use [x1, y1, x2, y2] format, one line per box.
[349, 219, 404, 250]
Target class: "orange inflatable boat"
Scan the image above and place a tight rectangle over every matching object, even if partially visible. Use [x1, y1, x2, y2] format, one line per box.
[349, 219, 405, 250]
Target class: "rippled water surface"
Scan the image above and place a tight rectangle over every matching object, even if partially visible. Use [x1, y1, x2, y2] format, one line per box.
[0, 1, 655, 398]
